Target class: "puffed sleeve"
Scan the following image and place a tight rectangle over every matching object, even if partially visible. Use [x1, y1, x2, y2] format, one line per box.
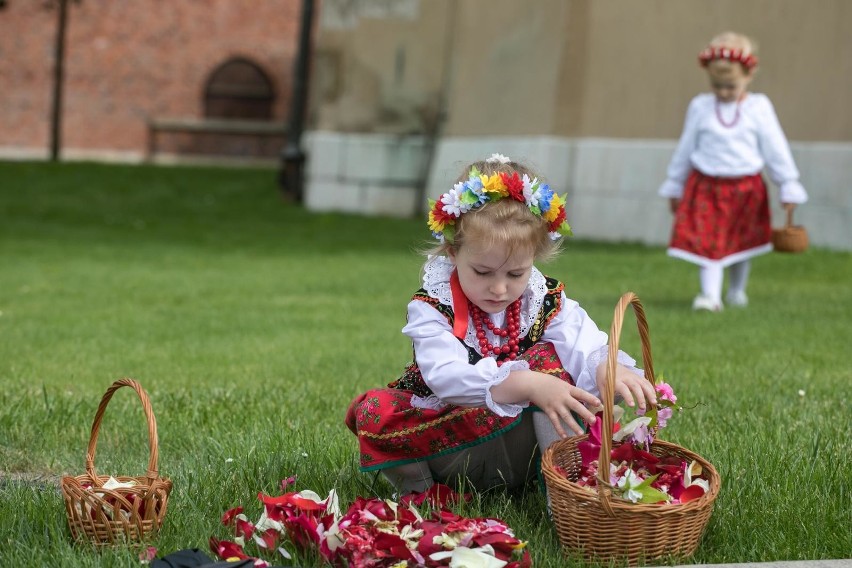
[755, 95, 808, 204]
[659, 96, 703, 199]
[403, 300, 532, 417]
[540, 294, 644, 398]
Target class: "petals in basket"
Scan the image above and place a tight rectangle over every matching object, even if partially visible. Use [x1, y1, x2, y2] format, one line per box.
[610, 442, 659, 465]
[654, 456, 686, 475]
[615, 470, 645, 503]
[612, 416, 652, 443]
[682, 459, 711, 499]
[61, 379, 173, 545]
[680, 484, 708, 503]
[577, 410, 606, 467]
[542, 294, 721, 562]
[577, 438, 600, 468]
[620, 472, 670, 504]
[101, 476, 139, 490]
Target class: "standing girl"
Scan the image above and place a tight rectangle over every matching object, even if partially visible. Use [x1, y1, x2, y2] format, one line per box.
[659, 31, 808, 311]
[345, 154, 657, 495]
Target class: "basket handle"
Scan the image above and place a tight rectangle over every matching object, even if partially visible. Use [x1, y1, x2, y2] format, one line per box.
[598, 292, 656, 487]
[785, 206, 795, 228]
[84, 378, 161, 487]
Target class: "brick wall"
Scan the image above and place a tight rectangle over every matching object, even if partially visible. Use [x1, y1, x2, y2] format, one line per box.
[0, 0, 302, 158]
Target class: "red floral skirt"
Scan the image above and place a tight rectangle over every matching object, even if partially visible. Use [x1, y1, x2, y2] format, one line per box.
[668, 170, 772, 266]
[345, 342, 573, 471]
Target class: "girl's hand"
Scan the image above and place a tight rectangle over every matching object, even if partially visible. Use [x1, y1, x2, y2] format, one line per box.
[530, 376, 602, 438]
[669, 198, 681, 213]
[490, 370, 601, 438]
[595, 363, 657, 412]
[782, 202, 797, 213]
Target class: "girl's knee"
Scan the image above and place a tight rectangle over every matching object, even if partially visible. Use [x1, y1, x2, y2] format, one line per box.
[429, 417, 538, 491]
[382, 461, 434, 495]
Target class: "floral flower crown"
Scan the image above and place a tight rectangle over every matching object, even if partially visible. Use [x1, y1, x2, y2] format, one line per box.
[698, 45, 758, 70]
[427, 153, 573, 243]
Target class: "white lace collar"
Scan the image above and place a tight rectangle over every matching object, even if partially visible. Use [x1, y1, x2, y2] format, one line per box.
[421, 256, 550, 347]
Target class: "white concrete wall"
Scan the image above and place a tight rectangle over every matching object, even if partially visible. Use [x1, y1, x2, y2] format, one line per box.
[304, 131, 427, 217]
[426, 137, 689, 247]
[305, 132, 851, 251]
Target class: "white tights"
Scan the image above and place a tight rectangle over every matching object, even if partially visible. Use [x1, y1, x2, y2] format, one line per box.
[699, 260, 751, 303]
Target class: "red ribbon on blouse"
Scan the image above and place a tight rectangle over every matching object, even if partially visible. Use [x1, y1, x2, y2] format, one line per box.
[450, 270, 469, 340]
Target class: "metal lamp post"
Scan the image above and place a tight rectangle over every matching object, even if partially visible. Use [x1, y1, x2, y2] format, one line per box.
[50, 0, 70, 161]
[278, 0, 314, 202]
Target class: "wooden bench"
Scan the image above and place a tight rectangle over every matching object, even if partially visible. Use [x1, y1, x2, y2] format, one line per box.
[146, 118, 288, 160]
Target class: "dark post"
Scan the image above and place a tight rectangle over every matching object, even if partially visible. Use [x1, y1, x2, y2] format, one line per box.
[50, 0, 69, 161]
[278, 0, 315, 202]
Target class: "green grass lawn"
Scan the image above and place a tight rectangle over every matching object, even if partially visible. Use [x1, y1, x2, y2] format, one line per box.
[0, 161, 850, 567]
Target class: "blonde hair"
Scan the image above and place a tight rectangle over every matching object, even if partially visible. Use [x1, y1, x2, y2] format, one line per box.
[424, 159, 561, 263]
[705, 31, 758, 73]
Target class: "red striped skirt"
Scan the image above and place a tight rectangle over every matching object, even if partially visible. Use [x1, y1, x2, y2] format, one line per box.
[668, 170, 772, 266]
[345, 342, 573, 471]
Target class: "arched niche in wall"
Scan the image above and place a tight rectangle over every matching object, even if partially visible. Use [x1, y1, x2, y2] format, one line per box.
[204, 57, 275, 120]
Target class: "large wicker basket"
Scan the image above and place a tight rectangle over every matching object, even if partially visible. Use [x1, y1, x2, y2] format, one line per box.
[60, 378, 173, 545]
[542, 293, 721, 565]
[772, 207, 808, 253]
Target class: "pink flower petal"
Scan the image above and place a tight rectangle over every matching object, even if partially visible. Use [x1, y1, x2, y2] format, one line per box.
[578, 439, 601, 467]
[139, 546, 157, 563]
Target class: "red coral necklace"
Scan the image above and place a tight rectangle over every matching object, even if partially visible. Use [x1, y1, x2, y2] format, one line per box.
[470, 299, 521, 360]
[715, 95, 744, 128]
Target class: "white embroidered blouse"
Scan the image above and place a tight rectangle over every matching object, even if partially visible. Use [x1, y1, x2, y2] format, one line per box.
[658, 93, 808, 204]
[402, 256, 641, 418]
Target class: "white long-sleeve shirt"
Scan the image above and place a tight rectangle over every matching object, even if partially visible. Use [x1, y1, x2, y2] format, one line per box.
[658, 93, 808, 204]
[402, 256, 640, 417]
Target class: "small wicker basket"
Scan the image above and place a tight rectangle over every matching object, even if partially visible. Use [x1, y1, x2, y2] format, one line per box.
[772, 207, 808, 253]
[60, 378, 173, 545]
[542, 293, 721, 565]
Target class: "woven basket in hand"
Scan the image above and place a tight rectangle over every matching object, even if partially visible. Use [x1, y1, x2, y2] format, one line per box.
[541, 293, 721, 565]
[772, 207, 808, 253]
[60, 378, 173, 545]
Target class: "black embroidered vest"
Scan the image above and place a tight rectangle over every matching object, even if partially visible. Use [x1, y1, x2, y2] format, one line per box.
[388, 277, 565, 397]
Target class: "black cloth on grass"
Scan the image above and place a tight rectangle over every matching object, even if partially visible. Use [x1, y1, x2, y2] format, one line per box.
[151, 548, 294, 568]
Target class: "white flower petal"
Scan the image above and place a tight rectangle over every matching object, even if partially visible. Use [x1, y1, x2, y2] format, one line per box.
[101, 476, 138, 490]
[612, 416, 652, 442]
[449, 545, 508, 568]
[485, 153, 511, 164]
[254, 510, 284, 533]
